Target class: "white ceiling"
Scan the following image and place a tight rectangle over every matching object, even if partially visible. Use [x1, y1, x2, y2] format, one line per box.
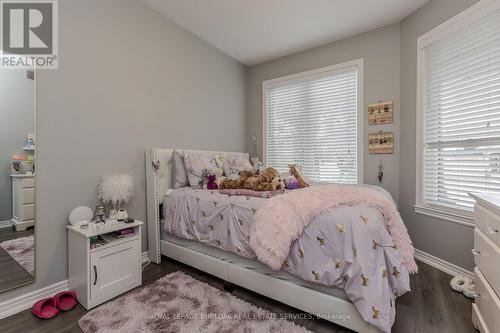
[142, 0, 428, 66]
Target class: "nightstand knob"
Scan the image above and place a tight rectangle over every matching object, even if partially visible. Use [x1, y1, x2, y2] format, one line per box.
[471, 249, 481, 255]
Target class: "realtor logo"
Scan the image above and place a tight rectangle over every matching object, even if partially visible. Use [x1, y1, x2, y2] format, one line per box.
[1, 0, 58, 69]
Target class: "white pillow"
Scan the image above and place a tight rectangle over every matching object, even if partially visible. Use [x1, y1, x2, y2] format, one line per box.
[172, 150, 188, 189]
[216, 154, 253, 180]
[184, 153, 223, 189]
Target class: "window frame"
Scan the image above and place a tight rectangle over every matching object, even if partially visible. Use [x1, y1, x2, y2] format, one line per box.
[262, 58, 364, 184]
[415, 0, 500, 227]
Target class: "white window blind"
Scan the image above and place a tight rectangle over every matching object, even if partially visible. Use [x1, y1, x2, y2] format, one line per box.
[264, 64, 360, 184]
[422, 7, 500, 212]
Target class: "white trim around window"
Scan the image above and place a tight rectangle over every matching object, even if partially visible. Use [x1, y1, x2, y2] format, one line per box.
[415, 0, 500, 227]
[262, 59, 364, 184]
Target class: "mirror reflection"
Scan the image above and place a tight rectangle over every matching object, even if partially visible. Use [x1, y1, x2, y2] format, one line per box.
[0, 68, 35, 293]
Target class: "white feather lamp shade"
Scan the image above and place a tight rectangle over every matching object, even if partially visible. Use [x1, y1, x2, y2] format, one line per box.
[97, 173, 134, 209]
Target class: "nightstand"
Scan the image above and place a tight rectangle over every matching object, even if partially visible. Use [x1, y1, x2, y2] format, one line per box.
[11, 174, 35, 231]
[67, 220, 143, 309]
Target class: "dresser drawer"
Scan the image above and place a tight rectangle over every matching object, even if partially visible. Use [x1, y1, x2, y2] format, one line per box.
[21, 178, 35, 188]
[474, 267, 500, 333]
[473, 303, 490, 333]
[16, 204, 35, 221]
[474, 205, 500, 245]
[20, 188, 35, 204]
[474, 228, 500, 296]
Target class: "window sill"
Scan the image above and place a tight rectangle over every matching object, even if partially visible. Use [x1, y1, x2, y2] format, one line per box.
[413, 205, 475, 228]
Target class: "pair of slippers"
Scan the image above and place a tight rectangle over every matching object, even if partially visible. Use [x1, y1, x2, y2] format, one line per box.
[450, 275, 476, 299]
[32, 290, 77, 319]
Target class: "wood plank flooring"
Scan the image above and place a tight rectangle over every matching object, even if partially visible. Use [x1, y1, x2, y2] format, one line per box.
[0, 258, 476, 333]
[0, 228, 35, 293]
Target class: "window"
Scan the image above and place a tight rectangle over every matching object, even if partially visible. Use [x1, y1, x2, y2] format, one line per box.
[263, 59, 363, 184]
[416, 0, 500, 221]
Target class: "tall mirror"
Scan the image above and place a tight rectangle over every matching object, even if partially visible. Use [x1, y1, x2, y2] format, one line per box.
[0, 68, 36, 292]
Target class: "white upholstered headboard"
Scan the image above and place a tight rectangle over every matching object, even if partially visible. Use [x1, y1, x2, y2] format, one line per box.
[145, 148, 249, 264]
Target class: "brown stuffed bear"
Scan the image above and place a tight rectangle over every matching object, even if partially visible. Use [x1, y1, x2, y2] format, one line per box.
[220, 167, 284, 191]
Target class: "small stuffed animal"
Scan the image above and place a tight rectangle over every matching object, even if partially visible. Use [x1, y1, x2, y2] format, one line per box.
[281, 173, 300, 190]
[289, 164, 310, 188]
[207, 174, 218, 190]
[253, 161, 264, 174]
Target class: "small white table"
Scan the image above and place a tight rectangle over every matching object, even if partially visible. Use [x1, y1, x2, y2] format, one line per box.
[67, 220, 143, 309]
[11, 174, 35, 231]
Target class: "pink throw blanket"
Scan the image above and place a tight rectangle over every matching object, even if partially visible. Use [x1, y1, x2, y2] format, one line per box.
[249, 184, 418, 273]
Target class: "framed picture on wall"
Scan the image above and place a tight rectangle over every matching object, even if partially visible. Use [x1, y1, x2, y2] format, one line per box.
[368, 101, 393, 125]
[368, 132, 394, 154]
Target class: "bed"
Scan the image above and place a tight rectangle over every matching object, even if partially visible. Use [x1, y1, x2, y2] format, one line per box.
[146, 148, 414, 333]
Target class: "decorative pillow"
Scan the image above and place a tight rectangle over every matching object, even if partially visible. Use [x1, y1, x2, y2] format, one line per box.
[184, 153, 223, 189]
[172, 150, 188, 189]
[216, 154, 253, 180]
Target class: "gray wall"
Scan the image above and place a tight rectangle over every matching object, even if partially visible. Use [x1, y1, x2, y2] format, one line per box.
[0, 0, 246, 302]
[246, 24, 401, 201]
[0, 70, 34, 221]
[399, 0, 478, 271]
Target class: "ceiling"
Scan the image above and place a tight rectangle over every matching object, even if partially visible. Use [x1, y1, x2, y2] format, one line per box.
[142, 0, 428, 66]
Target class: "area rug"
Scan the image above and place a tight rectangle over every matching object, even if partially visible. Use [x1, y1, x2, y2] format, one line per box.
[0, 235, 34, 276]
[78, 271, 311, 333]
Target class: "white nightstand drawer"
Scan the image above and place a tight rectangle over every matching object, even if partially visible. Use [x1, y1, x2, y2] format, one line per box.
[21, 178, 35, 188]
[20, 204, 34, 221]
[474, 267, 500, 333]
[90, 238, 141, 301]
[21, 188, 35, 204]
[474, 205, 500, 245]
[474, 228, 500, 295]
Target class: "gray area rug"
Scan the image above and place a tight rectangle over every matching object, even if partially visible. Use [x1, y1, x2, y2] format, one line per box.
[0, 235, 34, 276]
[79, 271, 311, 333]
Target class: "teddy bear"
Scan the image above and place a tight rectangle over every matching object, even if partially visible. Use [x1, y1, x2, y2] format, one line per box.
[220, 167, 284, 191]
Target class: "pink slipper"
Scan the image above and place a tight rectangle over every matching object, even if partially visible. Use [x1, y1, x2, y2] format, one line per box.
[54, 290, 77, 311]
[32, 297, 59, 319]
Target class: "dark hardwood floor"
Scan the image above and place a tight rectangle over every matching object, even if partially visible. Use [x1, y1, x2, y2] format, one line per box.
[0, 258, 476, 333]
[0, 228, 35, 293]
[0, 227, 34, 243]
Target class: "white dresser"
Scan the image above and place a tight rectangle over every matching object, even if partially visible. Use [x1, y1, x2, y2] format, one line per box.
[67, 220, 143, 309]
[11, 174, 35, 231]
[470, 193, 500, 333]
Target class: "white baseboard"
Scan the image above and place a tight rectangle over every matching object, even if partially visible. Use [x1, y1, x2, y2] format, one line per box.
[0, 280, 69, 320]
[415, 248, 473, 278]
[0, 220, 12, 229]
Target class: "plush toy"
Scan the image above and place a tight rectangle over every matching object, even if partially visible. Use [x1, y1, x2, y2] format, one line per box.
[289, 164, 310, 188]
[220, 167, 284, 191]
[281, 173, 300, 190]
[207, 174, 218, 190]
[253, 161, 264, 174]
[450, 275, 476, 299]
